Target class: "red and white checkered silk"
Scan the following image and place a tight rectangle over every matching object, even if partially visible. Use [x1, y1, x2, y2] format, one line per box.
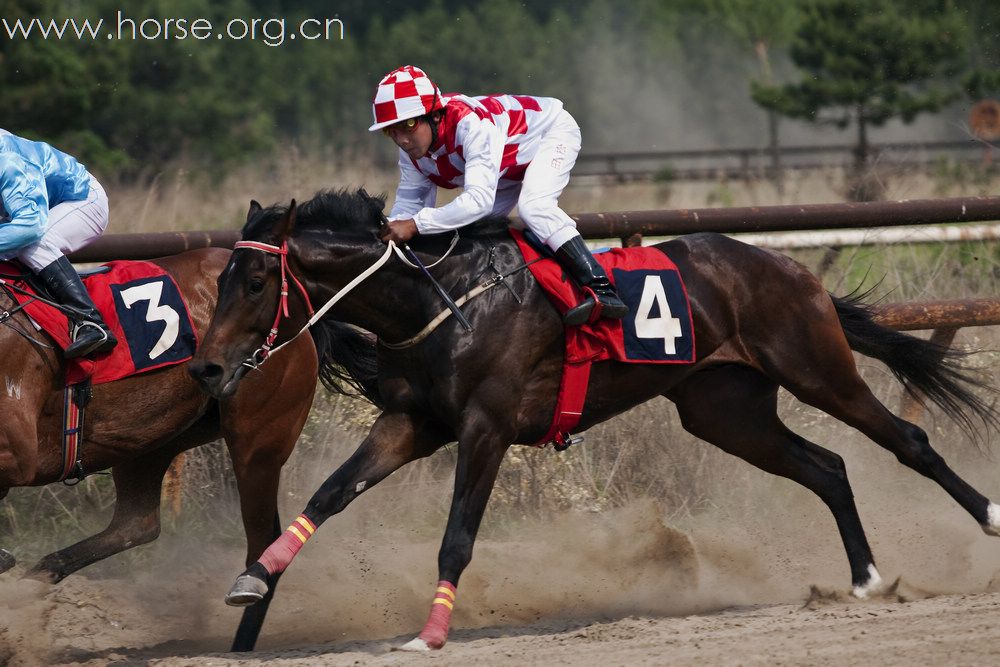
[369, 65, 444, 131]
[412, 93, 562, 188]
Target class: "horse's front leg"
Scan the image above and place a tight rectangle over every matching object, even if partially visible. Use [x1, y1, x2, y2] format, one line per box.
[224, 411, 448, 605]
[401, 430, 510, 651]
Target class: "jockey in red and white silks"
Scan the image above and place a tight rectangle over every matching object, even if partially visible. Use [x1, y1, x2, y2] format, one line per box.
[0, 129, 117, 358]
[386, 92, 579, 245]
[370, 65, 627, 325]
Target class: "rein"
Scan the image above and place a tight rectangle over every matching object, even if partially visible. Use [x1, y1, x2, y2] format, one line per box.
[233, 239, 396, 367]
[234, 233, 535, 363]
[380, 256, 539, 349]
[0, 281, 59, 350]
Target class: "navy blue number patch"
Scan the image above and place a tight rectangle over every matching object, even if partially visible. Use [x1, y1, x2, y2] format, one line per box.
[612, 268, 693, 362]
[110, 276, 196, 371]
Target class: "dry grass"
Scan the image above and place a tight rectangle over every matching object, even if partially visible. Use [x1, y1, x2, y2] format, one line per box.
[103, 157, 1000, 234]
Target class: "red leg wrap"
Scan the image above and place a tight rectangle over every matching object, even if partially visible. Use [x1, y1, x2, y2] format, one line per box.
[257, 514, 316, 575]
[417, 580, 457, 649]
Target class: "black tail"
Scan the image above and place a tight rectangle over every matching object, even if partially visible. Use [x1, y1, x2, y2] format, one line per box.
[832, 293, 998, 436]
[308, 320, 382, 408]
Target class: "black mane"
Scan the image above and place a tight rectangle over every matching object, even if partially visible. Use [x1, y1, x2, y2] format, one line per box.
[242, 187, 514, 247]
[242, 188, 388, 242]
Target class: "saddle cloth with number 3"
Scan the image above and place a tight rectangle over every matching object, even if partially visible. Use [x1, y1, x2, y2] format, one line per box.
[510, 230, 695, 445]
[0, 260, 198, 386]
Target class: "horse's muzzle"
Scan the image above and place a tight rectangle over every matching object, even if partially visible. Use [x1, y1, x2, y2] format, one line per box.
[188, 359, 235, 398]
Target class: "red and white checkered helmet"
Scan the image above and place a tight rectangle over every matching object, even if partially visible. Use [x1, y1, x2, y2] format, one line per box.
[368, 65, 444, 132]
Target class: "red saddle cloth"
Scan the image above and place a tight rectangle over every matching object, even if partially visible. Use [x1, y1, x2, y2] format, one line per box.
[0, 260, 198, 386]
[510, 230, 696, 446]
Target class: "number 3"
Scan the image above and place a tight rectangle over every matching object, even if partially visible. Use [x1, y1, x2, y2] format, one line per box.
[119, 281, 180, 360]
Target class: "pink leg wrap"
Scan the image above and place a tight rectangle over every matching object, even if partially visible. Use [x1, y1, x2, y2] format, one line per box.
[257, 514, 316, 575]
[417, 581, 457, 649]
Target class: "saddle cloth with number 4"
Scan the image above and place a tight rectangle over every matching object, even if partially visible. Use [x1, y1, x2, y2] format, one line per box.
[511, 229, 695, 364]
[510, 230, 695, 446]
[0, 260, 198, 386]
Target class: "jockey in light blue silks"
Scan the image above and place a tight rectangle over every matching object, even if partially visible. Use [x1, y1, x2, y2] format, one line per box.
[0, 129, 118, 358]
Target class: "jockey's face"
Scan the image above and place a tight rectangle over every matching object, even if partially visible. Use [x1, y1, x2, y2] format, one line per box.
[383, 117, 433, 159]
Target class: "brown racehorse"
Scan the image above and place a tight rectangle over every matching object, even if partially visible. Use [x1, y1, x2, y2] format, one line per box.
[190, 190, 999, 651]
[0, 247, 376, 652]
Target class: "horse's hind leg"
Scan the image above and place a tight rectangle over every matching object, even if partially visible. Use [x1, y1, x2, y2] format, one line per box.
[25, 439, 190, 583]
[761, 319, 999, 536]
[668, 364, 881, 595]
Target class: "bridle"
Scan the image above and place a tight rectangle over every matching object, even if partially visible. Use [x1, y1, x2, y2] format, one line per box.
[232, 240, 316, 366]
[231, 238, 397, 368]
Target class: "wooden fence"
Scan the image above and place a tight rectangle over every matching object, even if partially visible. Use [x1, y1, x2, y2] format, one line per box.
[574, 139, 992, 181]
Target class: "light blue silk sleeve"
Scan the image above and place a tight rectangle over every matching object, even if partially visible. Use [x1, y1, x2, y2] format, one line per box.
[0, 152, 49, 253]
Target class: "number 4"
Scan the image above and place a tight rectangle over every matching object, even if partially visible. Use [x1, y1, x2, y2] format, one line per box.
[634, 275, 683, 354]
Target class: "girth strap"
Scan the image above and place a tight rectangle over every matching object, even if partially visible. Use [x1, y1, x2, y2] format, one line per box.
[61, 379, 91, 484]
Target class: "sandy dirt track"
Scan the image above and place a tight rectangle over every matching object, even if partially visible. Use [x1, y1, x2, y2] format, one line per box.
[6, 578, 1000, 666]
[166, 590, 1000, 666]
[5, 491, 1000, 667]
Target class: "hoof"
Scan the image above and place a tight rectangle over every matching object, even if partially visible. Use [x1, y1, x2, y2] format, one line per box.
[851, 564, 884, 599]
[982, 503, 1000, 537]
[0, 549, 15, 575]
[225, 573, 268, 607]
[398, 638, 431, 652]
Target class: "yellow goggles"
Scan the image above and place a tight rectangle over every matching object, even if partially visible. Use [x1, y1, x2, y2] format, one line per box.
[382, 117, 419, 136]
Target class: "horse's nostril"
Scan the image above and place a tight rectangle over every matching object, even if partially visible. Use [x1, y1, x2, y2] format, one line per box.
[190, 361, 224, 383]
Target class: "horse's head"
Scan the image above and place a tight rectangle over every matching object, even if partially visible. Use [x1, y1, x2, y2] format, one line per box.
[189, 189, 389, 398]
[189, 199, 303, 398]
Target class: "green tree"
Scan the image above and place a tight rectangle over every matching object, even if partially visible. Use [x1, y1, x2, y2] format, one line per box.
[702, 0, 800, 189]
[751, 0, 967, 198]
[959, 0, 1000, 100]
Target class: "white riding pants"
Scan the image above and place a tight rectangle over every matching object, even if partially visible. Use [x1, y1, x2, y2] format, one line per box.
[19, 174, 109, 272]
[492, 109, 583, 251]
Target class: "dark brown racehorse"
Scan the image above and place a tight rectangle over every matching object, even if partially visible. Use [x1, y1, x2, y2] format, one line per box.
[0, 247, 375, 651]
[190, 190, 998, 651]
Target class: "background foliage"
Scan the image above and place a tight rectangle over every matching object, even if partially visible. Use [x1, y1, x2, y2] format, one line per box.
[2, 0, 998, 179]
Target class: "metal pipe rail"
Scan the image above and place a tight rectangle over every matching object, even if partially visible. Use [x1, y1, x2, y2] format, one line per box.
[569, 196, 1000, 239]
[69, 195, 1000, 263]
[868, 298, 1000, 423]
[870, 299, 1000, 332]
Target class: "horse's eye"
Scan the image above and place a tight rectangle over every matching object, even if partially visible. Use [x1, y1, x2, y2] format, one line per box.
[248, 278, 265, 295]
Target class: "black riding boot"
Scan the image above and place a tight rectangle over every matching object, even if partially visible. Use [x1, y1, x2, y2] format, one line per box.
[35, 256, 118, 359]
[554, 236, 629, 326]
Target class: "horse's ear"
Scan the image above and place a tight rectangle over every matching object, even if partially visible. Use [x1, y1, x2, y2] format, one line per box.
[246, 200, 262, 223]
[358, 187, 387, 212]
[273, 198, 297, 241]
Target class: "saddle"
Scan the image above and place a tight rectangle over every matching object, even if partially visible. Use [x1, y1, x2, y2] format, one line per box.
[511, 230, 697, 447]
[0, 259, 198, 385]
